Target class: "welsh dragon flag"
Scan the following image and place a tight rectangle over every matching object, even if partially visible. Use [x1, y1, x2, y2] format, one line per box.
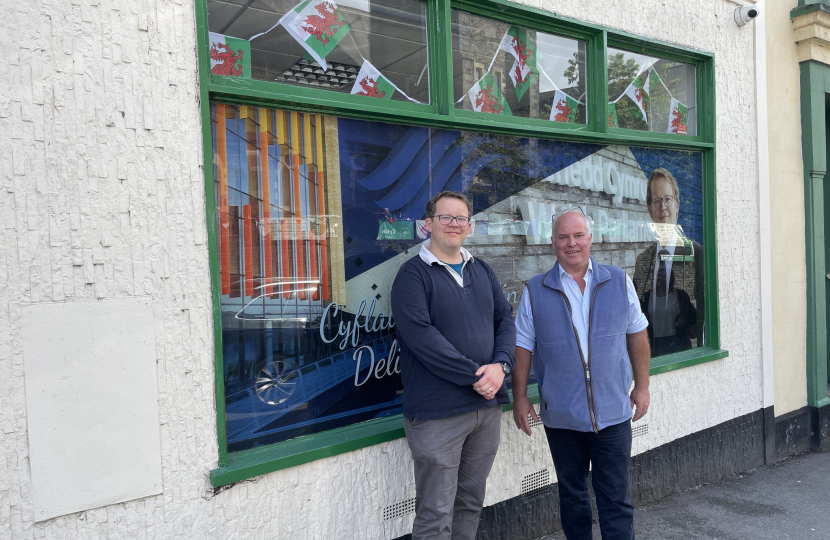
[607, 102, 619, 128]
[278, 0, 350, 71]
[209, 33, 251, 79]
[499, 26, 538, 101]
[624, 70, 650, 122]
[468, 73, 511, 115]
[648, 69, 661, 94]
[550, 90, 578, 123]
[669, 98, 688, 135]
[350, 61, 395, 99]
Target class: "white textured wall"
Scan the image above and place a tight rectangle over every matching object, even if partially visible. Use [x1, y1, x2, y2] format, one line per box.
[0, 0, 762, 538]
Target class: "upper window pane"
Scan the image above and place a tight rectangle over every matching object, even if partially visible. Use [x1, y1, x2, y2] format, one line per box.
[207, 0, 430, 104]
[452, 11, 587, 122]
[607, 48, 697, 136]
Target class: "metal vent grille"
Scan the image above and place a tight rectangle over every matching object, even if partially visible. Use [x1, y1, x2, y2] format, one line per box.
[383, 498, 416, 521]
[632, 423, 649, 438]
[521, 469, 551, 501]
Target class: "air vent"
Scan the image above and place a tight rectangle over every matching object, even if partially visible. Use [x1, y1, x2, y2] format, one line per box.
[521, 469, 551, 501]
[383, 498, 416, 520]
[632, 423, 649, 438]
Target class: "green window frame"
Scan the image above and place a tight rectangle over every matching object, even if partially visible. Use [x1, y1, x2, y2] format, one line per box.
[197, 0, 726, 487]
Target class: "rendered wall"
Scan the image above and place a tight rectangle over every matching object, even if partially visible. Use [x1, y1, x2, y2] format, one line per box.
[766, 0, 808, 416]
[0, 0, 762, 539]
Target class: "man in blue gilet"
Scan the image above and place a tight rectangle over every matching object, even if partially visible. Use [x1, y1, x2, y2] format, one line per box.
[512, 207, 651, 540]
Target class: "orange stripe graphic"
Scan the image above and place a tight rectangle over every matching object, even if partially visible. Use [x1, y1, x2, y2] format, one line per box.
[259, 109, 273, 294]
[290, 112, 306, 300]
[276, 111, 290, 298]
[304, 113, 319, 300]
[217, 104, 230, 296]
[314, 116, 329, 300]
[243, 204, 254, 297]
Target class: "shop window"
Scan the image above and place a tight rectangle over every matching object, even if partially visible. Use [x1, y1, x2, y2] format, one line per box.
[451, 10, 587, 122]
[607, 48, 697, 135]
[207, 0, 430, 103]
[211, 101, 706, 452]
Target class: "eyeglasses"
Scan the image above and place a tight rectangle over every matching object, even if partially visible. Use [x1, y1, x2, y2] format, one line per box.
[650, 195, 677, 209]
[433, 214, 470, 227]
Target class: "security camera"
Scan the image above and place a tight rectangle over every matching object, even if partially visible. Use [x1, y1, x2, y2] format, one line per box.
[734, 5, 761, 26]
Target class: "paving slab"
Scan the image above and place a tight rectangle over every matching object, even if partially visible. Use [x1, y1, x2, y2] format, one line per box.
[539, 451, 830, 540]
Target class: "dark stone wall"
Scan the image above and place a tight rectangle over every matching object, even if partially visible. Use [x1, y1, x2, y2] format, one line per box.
[774, 406, 811, 459]
[811, 403, 830, 452]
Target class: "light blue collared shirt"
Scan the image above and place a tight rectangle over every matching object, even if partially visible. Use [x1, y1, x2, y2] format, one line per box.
[516, 260, 648, 364]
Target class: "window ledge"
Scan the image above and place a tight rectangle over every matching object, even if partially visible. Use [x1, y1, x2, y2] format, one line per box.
[210, 347, 727, 487]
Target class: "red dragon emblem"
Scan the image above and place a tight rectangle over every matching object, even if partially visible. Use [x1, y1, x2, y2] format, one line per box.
[553, 98, 573, 123]
[670, 107, 687, 134]
[302, 2, 346, 45]
[513, 64, 531, 91]
[511, 36, 533, 71]
[633, 86, 646, 106]
[355, 76, 386, 98]
[475, 85, 504, 114]
[210, 43, 244, 77]
[608, 113, 616, 128]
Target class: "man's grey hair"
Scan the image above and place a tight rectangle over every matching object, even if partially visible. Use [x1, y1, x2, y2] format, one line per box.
[551, 206, 592, 237]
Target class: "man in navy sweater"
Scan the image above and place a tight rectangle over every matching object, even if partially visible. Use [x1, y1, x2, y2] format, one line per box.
[391, 191, 516, 540]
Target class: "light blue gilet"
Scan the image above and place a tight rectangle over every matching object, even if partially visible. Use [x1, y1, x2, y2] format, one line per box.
[526, 258, 633, 432]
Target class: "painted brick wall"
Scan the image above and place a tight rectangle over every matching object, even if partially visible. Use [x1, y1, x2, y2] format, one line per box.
[0, 0, 762, 539]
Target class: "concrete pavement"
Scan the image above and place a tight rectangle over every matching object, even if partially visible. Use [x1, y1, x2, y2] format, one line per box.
[540, 451, 830, 540]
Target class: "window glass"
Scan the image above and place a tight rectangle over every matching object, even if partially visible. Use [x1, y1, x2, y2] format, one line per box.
[212, 102, 704, 451]
[607, 48, 697, 136]
[207, 0, 429, 103]
[451, 10, 587, 122]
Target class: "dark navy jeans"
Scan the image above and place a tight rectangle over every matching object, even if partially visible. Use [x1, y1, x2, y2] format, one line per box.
[545, 420, 634, 540]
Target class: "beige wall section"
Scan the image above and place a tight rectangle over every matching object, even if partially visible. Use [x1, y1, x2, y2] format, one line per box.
[767, 0, 808, 415]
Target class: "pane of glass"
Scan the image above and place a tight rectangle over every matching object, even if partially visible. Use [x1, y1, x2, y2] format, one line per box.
[451, 10, 587, 122]
[607, 48, 697, 136]
[211, 102, 705, 452]
[207, 0, 430, 104]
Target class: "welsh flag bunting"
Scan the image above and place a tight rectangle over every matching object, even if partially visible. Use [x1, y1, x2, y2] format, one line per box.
[209, 33, 251, 79]
[607, 102, 619, 128]
[350, 61, 395, 99]
[550, 90, 578, 123]
[279, 0, 350, 71]
[468, 73, 511, 115]
[499, 26, 538, 101]
[648, 68, 661, 94]
[669, 98, 688, 135]
[509, 59, 538, 101]
[624, 71, 650, 122]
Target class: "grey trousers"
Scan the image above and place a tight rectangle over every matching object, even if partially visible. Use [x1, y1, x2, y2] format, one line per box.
[403, 405, 502, 540]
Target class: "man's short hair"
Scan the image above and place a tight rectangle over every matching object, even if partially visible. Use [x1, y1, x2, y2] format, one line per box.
[646, 168, 680, 205]
[425, 191, 473, 218]
[551, 206, 592, 236]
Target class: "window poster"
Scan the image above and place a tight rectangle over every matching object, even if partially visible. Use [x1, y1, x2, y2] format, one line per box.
[212, 103, 704, 451]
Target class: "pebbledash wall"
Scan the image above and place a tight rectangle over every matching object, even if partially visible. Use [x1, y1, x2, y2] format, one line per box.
[0, 1, 765, 540]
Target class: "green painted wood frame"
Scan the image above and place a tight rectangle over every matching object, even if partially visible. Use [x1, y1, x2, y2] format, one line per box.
[196, 0, 725, 487]
[799, 60, 830, 410]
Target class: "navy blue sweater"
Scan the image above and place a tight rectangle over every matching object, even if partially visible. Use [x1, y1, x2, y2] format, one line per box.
[391, 255, 517, 421]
